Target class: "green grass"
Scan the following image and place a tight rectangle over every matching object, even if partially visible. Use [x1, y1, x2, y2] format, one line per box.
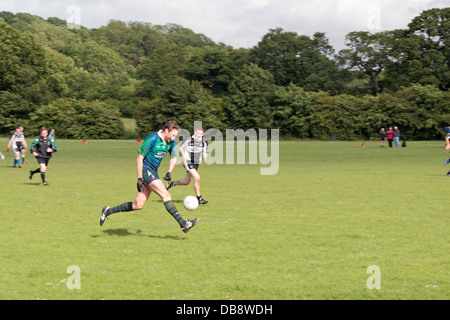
[0, 139, 448, 300]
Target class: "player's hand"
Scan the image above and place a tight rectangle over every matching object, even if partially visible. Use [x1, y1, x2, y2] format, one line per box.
[137, 178, 145, 193]
[163, 172, 172, 181]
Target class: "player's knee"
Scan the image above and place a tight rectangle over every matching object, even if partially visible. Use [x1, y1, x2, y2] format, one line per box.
[134, 201, 145, 210]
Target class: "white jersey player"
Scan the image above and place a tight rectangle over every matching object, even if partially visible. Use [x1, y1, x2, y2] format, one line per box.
[7, 127, 28, 168]
[166, 127, 209, 205]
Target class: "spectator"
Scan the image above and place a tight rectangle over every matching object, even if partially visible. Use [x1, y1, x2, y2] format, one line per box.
[394, 126, 401, 148]
[387, 127, 394, 148]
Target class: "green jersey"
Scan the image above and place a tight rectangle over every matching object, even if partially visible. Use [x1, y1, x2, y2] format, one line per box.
[138, 130, 178, 177]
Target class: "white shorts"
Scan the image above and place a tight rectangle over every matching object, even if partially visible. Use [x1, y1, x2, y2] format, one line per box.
[13, 147, 22, 155]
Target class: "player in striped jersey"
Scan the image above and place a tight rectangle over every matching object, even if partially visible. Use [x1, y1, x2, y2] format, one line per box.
[7, 127, 28, 168]
[166, 127, 209, 205]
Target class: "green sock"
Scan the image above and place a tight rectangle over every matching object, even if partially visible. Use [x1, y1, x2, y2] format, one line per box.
[107, 202, 133, 216]
[40, 172, 46, 183]
[164, 200, 185, 227]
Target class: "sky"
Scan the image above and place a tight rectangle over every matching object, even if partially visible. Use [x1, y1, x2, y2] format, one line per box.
[1, 0, 449, 51]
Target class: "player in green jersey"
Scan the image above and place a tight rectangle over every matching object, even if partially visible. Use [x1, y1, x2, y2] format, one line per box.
[99, 121, 199, 233]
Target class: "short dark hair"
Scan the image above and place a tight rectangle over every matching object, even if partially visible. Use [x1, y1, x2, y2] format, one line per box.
[40, 127, 48, 132]
[163, 121, 180, 132]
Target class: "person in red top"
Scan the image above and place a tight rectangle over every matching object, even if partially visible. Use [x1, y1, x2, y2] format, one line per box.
[387, 127, 394, 148]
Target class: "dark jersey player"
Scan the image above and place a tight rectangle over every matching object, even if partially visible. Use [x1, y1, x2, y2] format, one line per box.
[445, 126, 450, 151]
[444, 127, 450, 174]
[29, 127, 58, 186]
[99, 121, 199, 233]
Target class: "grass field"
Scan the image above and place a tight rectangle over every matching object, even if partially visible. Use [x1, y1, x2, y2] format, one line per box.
[0, 138, 448, 300]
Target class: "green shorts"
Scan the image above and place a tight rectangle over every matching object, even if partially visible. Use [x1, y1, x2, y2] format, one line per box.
[143, 168, 160, 185]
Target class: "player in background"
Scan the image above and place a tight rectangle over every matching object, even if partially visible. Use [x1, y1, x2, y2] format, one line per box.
[166, 127, 209, 205]
[444, 126, 450, 169]
[29, 127, 58, 186]
[445, 126, 450, 151]
[99, 121, 199, 233]
[18, 126, 27, 164]
[7, 127, 28, 168]
[49, 129, 56, 142]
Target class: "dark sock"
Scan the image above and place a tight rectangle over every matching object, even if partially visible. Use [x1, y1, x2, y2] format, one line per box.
[32, 168, 40, 174]
[40, 172, 46, 183]
[164, 200, 185, 227]
[107, 202, 133, 216]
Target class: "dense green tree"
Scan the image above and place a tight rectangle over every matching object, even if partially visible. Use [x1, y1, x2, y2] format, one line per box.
[224, 63, 275, 130]
[182, 46, 243, 97]
[406, 8, 449, 90]
[91, 20, 168, 62]
[25, 19, 82, 54]
[153, 23, 216, 48]
[29, 98, 124, 139]
[136, 44, 187, 98]
[0, 21, 65, 132]
[338, 31, 392, 95]
[271, 84, 312, 138]
[250, 28, 343, 94]
[135, 79, 225, 136]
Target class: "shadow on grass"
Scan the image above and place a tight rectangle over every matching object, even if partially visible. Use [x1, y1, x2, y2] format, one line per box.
[92, 228, 186, 241]
[154, 199, 183, 204]
[21, 182, 43, 187]
[2, 165, 25, 169]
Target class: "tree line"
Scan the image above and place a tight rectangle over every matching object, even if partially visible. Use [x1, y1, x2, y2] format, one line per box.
[0, 8, 448, 140]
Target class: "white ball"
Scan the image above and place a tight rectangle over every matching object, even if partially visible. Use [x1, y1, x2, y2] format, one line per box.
[183, 196, 199, 211]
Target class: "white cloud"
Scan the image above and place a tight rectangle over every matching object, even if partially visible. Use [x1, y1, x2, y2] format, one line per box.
[2, 0, 448, 50]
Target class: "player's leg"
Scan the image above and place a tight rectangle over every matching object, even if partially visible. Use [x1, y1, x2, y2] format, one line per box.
[21, 149, 26, 164]
[13, 149, 21, 167]
[30, 157, 42, 180]
[99, 184, 151, 226]
[167, 172, 192, 189]
[150, 179, 185, 227]
[189, 168, 208, 205]
[149, 179, 198, 232]
[39, 160, 49, 185]
[445, 136, 450, 150]
[188, 169, 201, 196]
[132, 184, 152, 210]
